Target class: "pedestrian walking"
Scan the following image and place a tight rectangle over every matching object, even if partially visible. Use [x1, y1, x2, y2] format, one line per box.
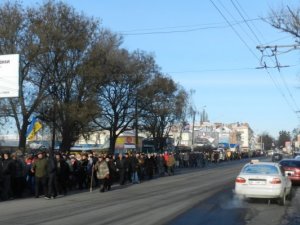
[31, 151, 48, 198]
[94, 156, 110, 192]
[1, 152, 15, 200]
[45, 153, 57, 199]
[54, 152, 69, 196]
[130, 153, 140, 184]
[116, 153, 129, 185]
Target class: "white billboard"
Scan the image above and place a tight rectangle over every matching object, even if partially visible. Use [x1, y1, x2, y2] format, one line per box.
[0, 54, 19, 98]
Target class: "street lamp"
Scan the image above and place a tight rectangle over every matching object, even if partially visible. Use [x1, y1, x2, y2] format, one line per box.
[50, 85, 58, 155]
[191, 108, 201, 152]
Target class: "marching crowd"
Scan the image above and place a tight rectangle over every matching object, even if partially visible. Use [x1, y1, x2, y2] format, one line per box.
[0, 148, 249, 201]
[1, 150, 209, 201]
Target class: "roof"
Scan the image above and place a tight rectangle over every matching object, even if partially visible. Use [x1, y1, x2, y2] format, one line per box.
[246, 161, 279, 166]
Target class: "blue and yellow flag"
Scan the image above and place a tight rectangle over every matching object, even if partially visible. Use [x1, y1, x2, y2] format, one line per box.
[26, 117, 42, 141]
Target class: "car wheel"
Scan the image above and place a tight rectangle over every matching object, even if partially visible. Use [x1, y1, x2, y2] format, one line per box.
[286, 188, 293, 201]
[278, 193, 286, 206]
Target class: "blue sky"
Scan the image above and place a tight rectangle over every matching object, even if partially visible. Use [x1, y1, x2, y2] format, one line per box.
[22, 0, 300, 138]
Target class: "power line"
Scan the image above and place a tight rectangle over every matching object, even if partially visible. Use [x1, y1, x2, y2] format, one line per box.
[210, 0, 299, 116]
[210, 0, 260, 60]
[167, 63, 300, 74]
[167, 67, 255, 74]
[230, 0, 261, 44]
[120, 17, 268, 36]
[216, 0, 258, 46]
[232, 0, 268, 44]
[229, 0, 300, 114]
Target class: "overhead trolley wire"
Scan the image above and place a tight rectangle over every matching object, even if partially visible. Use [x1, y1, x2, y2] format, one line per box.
[210, 0, 299, 115]
[231, 0, 300, 113]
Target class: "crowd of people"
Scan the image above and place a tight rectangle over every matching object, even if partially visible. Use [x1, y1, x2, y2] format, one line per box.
[0, 149, 244, 201]
[0, 150, 184, 201]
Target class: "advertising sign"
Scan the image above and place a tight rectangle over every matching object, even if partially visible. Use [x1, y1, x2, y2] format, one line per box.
[0, 54, 19, 98]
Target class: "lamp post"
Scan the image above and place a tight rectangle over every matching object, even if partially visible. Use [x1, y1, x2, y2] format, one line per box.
[50, 85, 58, 155]
[191, 109, 196, 152]
[191, 109, 199, 151]
[51, 103, 56, 154]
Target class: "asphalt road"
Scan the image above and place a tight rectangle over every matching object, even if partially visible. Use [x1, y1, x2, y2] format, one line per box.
[0, 159, 298, 225]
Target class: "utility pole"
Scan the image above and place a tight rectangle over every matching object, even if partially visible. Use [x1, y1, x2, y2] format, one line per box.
[256, 44, 300, 70]
[261, 136, 264, 152]
[135, 96, 139, 152]
[191, 110, 196, 152]
[256, 44, 300, 50]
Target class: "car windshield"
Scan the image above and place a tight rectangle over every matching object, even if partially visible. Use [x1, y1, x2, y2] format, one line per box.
[242, 164, 279, 175]
[280, 160, 300, 167]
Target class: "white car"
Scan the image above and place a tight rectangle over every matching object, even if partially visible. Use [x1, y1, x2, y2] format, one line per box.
[235, 160, 292, 205]
[294, 155, 300, 160]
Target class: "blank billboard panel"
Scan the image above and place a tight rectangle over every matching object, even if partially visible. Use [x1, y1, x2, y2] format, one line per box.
[0, 54, 19, 98]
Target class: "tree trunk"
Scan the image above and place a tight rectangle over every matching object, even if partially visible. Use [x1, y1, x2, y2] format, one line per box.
[19, 123, 28, 154]
[60, 137, 72, 154]
[109, 132, 117, 155]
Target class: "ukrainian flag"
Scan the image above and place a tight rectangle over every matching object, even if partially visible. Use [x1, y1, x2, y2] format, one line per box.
[26, 117, 42, 141]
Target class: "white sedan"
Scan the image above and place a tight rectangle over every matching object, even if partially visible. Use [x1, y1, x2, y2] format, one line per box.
[235, 160, 292, 205]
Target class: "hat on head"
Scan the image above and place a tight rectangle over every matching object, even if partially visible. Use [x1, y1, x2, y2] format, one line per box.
[54, 151, 61, 156]
[36, 150, 43, 155]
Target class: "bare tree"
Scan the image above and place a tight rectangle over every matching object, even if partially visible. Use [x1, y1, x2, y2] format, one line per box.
[267, 6, 300, 39]
[28, 1, 106, 152]
[0, 2, 49, 152]
[140, 74, 188, 152]
[92, 49, 154, 154]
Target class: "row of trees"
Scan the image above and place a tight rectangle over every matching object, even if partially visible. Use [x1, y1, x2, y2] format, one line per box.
[0, 1, 189, 153]
[259, 130, 296, 151]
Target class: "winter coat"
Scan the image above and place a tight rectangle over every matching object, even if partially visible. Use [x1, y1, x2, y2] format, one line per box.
[2, 158, 15, 176]
[32, 158, 48, 178]
[56, 159, 70, 178]
[12, 158, 26, 178]
[130, 157, 140, 173]
[116, 157, 129, 171]
[95, 160, 109, 180]
[47, 157, 57, 175]
[166, 155, 175, 167]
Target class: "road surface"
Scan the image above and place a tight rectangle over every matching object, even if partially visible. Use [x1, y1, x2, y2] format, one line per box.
[0, 159, 299, 225]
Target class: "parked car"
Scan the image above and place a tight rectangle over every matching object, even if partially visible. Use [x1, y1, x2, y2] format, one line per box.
[294, 151, 300, 157]
[279, 159, 300, 184]
[294, 155, 300, 160]
[272, 153, 283, 162]
[267, 150, 274, 156]
[235, 160, 292, 205]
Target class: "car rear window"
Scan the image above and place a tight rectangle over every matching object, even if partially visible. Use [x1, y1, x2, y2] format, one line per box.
[242, 164, 279, 175]
[280, 160, 300, 167]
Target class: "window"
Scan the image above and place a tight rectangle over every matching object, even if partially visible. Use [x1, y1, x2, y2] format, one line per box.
[242, 164, 279, 175]
[280, 160, 300, 167]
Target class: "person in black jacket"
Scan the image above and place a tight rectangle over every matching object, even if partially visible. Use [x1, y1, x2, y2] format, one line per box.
[130, 153, 140, 184]
[145, 153, 155, 180]
[0, 154, 3, 199]
[1, 152, 15, 200]
[116, 153, 129, 185]
[106, 155, 117, 190]
[45, 153, 57, 199]
[11, 152, 26, 198]
[54, 152, 69, 196]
